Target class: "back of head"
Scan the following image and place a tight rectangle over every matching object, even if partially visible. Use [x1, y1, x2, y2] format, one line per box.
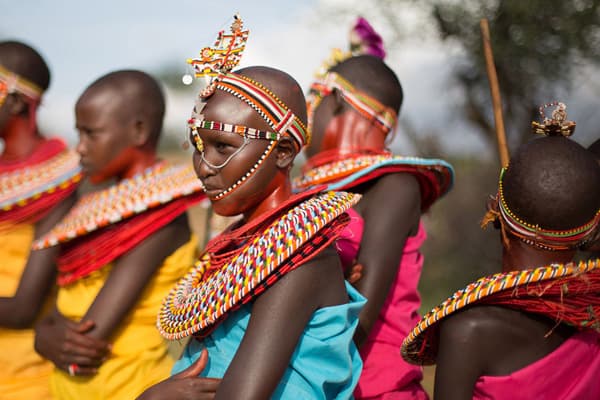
[0, 40, 50, 92]
[589, 138, 600, 160]
[331, 55, 403, 114]
[503, 136, 600, 230]
[80, 70, 165, 145]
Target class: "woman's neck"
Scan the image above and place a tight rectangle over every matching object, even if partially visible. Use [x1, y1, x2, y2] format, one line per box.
[1, 117, 43, 161]
[501, 237, 576, 272]
[243, 177, 292, 223]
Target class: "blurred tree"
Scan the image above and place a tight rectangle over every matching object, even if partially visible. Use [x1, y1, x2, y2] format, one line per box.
[376, 0, 600, 148]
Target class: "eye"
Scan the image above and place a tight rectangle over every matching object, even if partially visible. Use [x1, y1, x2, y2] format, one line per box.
[215, 141, 232, 153]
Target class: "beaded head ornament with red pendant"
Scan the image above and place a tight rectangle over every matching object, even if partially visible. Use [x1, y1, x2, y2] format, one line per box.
[186, 14, 308, 201]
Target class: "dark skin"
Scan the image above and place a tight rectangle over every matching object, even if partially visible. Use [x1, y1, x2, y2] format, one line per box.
[307, 89, 421, 348]
[433, 201, 578, 400]
[139, 69, 350, 400]
[34, 79, 191, 376]
[0, 77, 76, 328]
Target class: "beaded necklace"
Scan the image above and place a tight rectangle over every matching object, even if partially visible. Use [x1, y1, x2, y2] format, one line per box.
[33, 162, 203, 249]
[402, 258, 600, 365]
[0, 139, 82, 227]
[157, 190, 360, 340]
[293, 151, 454, 211]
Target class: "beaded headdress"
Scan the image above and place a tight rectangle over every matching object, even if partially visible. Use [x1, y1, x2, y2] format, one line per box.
[0, 64, 43, 106]
[308, 17, 396, 139]
[482, 102, 600, 251]
[186, 14, 308, 151]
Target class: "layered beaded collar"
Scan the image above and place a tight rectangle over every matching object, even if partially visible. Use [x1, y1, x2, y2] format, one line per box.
[33, 162, 203, 249]
[401, 258, 600, 365]
[157, 190, 360, 340]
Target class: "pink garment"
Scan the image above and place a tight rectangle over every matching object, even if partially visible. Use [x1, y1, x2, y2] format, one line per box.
[473, 330, 600, 400]
[337, 208, 429, 399]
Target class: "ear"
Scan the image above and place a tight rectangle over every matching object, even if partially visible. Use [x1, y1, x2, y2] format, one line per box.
[131, 118, 152, 147]
[274, 136, 297, 169]
[332, 88, 345, 115]
[7, 93, 28, 116]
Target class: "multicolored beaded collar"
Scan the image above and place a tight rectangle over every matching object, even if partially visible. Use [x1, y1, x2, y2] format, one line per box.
[1, 139, 82, 227]
[0, 64, 43, 105]
[401, 258, 600, 365]
[157, 190, 360, 340]
[33, 162, 203, 249]
[293, 152, 454, 211]
[494, 167, 600, 251]
[307, 72, 397, 139]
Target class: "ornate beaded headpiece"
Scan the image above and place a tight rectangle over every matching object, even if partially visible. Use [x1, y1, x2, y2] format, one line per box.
[493, 167, 600, 251]
[531, 101, 576, 137]
[186, 14, 308, 152]
[185, 14, 307, 201]
[307, 72, 397, 137]
[482, 103, 599, 250]
[0, 64, 43, 107]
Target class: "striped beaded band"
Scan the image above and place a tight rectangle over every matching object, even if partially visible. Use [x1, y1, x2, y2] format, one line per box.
[157, 190, 361, 340]
[497, 167, 600, 250]
[190, 118, 281, 142]
[0, 64, 43, 101]
[401, 259, 600, 365]
[307, 72, 397, 137]
[212, 73, 309, 149]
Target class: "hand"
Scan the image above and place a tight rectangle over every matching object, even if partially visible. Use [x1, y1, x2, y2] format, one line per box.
[346, 262, 364, 284]
[137, 348, 221, 400]
[34, 311, 112, 376]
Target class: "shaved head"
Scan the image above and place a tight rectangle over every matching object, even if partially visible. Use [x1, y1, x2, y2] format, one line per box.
[0, 40, 50, 92]
[78, 70, 165, 145]
[331, 55, 403, 114]
[503, 136, 600, 230]
[234, 66, 308, 127]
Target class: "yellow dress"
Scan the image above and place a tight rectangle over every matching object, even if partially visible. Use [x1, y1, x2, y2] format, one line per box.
[0, 223, 54, 399]
[50, 235, 198, 400]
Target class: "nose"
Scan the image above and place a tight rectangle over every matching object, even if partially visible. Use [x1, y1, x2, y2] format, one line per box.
[75, 136, 87, 157]
[193, 151, 217, 180]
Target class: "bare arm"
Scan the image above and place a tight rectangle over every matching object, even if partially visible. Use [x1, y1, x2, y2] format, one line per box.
[79, 214, 190, 340]
[0, 192, 76, 328]
[35, 214, 191, 374]
[352, 173, 421, 347]
[434, 308, 490, 400]
[216, 246, 347, 400]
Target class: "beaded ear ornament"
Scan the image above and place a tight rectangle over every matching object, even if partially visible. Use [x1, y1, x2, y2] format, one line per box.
[531, 101, 576, 137]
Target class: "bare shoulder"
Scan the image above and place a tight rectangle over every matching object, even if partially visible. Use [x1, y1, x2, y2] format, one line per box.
[359, 172, 420, 213]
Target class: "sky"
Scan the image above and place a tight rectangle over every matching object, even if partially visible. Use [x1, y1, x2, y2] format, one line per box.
[2, 0, 597, 158]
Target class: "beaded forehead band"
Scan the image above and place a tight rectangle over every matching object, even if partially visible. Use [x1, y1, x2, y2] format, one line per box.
[307, 72, 397, 137]
[0, 64, 43, 106]
[496, 167, 600, 251]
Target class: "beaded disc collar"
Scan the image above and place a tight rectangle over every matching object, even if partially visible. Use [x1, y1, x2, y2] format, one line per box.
[293, 152, 454, 211]
[157, 191, 360, 340]
[33, 162, 203, 249]
[1, 147, 81, 212]
[401, 259, 600, 365]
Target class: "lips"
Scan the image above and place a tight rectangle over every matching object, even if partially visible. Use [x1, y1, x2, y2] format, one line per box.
[202, 184, 223, 198]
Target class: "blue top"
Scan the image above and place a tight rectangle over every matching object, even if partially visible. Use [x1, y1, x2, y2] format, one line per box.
[172, 281, 366, 399]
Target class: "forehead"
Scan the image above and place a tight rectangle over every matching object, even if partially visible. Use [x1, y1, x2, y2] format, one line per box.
[76, 87, 125, 121]
[201, 90, 271, 132]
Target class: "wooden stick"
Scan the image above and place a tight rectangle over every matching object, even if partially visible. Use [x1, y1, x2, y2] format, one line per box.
[480, 18, 510, 167]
